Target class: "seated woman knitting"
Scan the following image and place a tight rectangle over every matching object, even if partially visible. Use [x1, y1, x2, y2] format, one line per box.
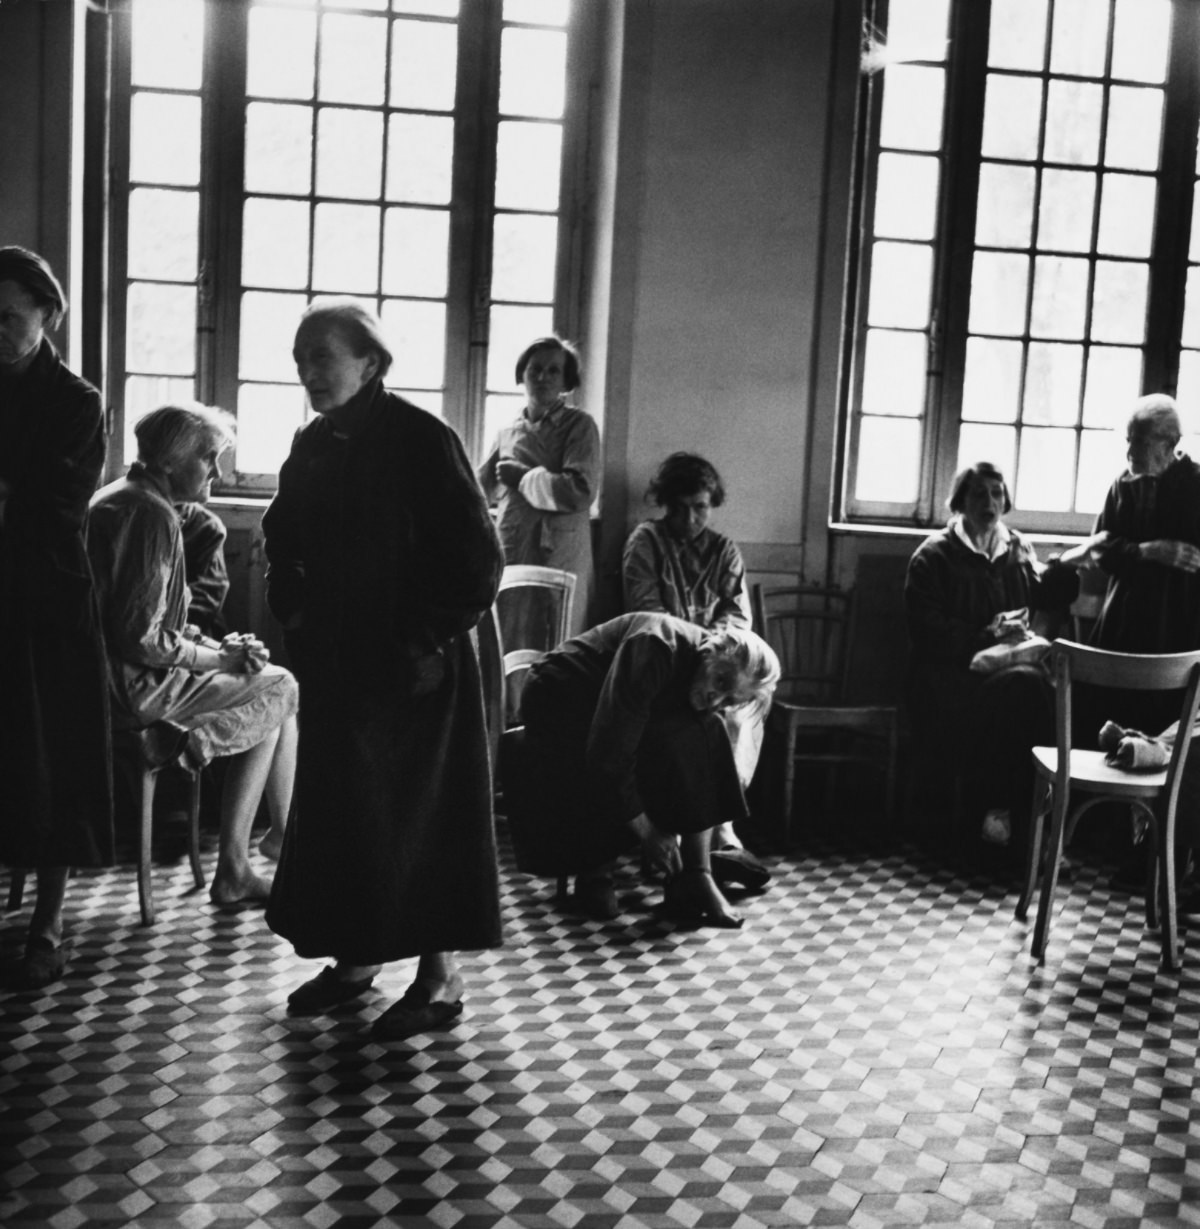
[87, 403, 299, 905]
[622, 452, 768, 890]
[905, 461, 1078, 856]
[512, 612, 779, 924]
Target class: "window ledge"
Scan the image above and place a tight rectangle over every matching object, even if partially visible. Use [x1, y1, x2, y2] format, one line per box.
[828, 521, 1090, 547]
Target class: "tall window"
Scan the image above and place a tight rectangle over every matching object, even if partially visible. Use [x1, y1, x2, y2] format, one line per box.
[111, 0, 575, 489]
[845, 0, 1200, 532]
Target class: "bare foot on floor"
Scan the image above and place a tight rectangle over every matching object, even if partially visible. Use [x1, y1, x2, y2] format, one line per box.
[258, 829, 284, 861]
[209, 870, 273, 906]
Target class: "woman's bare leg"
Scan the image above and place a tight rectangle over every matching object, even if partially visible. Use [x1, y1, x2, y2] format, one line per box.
[29, 866, 70, 946]
[258, 714, 297, 860]
[674, 828, 741, 925]
[412, 951, 463, 1003]
[210, 728, 281, 904]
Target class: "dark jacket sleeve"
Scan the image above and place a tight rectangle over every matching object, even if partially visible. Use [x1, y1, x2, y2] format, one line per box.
[1093, 482, 1145, 577]
[262, 429, 308, 628]
[904, 537, 990, 668]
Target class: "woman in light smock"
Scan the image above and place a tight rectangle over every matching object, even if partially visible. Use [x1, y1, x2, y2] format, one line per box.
[478, 336, 599, 638]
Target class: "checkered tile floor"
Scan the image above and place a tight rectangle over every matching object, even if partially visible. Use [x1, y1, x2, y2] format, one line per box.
[3, 823, 1199, 1229]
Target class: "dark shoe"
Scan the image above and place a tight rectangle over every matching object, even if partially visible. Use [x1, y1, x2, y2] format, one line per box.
[1177, 882, 1200, 915]
[287, 966, 375, 1014]
[5, 937, 66, 990]
[710, 846, 771, 891]
[572, 874, 620, 920]
[371, 984, 464, 1042]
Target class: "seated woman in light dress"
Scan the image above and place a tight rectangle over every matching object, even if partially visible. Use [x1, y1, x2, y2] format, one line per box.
[87, 403, 298, 905]
[622, 452, 767, 889]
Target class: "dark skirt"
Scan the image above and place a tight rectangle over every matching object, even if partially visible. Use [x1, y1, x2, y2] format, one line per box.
[266, 634, 502, 965]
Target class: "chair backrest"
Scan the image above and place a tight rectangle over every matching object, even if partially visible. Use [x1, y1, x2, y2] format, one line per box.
[752, 583, 852, 705]
[496, 564, 577, 656]
[1051, 639, 1200, 806]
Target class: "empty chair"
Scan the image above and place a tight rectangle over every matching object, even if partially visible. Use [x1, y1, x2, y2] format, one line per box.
[1017, 640, 1200, 971]
[753, 583, 898, 842]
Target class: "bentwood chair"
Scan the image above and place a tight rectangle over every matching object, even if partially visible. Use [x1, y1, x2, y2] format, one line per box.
[1017, 640, 1200, 971]
[496, 565, 577, 726]
[753, 583, 898, 843]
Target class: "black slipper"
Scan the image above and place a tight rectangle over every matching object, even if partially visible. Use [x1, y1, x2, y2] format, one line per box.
[710, 847, 771, 891]
[287, 966, 375, 1014]
[371, 983, 464, 1042]
[3, 937, 66, 990]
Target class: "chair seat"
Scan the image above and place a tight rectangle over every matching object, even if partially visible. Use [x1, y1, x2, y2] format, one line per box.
[771, 701, 896, 731]
[1031, 746, 1167, 796]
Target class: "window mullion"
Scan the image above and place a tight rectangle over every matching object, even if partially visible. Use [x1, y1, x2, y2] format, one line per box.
[1144, 0, 1200, 396]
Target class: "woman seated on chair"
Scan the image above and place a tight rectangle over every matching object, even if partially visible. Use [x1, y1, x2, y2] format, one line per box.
[87, 403, 299, 906]
[515, 612, 779, 924]
[622, 452, 768, 889]
[904, 461, 1078, 856]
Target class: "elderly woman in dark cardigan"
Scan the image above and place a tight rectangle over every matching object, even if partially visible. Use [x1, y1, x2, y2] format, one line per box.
[0, 247, 112, 990]
[263, 297, 504, 1042]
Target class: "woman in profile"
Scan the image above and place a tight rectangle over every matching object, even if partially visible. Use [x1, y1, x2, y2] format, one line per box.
[0, 246, 112, 989]
[264, 298, 504, 1042]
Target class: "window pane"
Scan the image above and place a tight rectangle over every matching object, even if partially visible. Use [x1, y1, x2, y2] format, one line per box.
[125, 376, 195, 465]
[500, 28, 566, 119]
[1077, 428, 1125, 512]
[390, 19, 458, 111]
[988, 0, 1048, 72]
[962, 337, 1023, 423]
[1177, 350, 1200, 414]
[491, 213, 558, 303]
[866, 242, 932, 329]
[957, 423, 1016, 483]
[132, 0, 203, 90]
[484, 393, 526, 455]
[487, 304, 553, 392]
[1105, 87, 1163, 172]
[239, 291, 309, 383]
[504, 0, 567, 23]
[381, 298, 447, 388]
[1023, 342, 1083, 425]
[1036, 170, 1095, 253]
[242, 199, 311, 289]
[236, 383, 307, 475]
[1030, 256, 1088, 340]
[874, 153, 939, 241]
[884, 0, 950, 60]
[1091, 261, 1148, 344]
[327, 0, 387, 9]
[130, 94, 202, 186]
[861, 329, 926, 418]
[1049, 0, 1108, 78]
[1082, 346, 1142, 428]
[127, 283, 196, 375]
[981, 75, 1042, 161]
[1183, 266, 1200, 348]
[1111, 0, 1170, 84]
[316, 108, 384, 200]
[968, 252, 1029, 336]
[1097, 174, 1156, 258]
[396, 0, 459, 15]
[127, 189, 199, 281]
[976, 163, 1036, 249]
[1015, 427, 1076, 511]
[383, 208, 449, 296]
[319, 14, 387, 105]
[879, 66, 945, 153]
[245, 103, 314, 195]
[312, 204, 381, 293]
[853, 417, 921, 503]
[1043, 80, 1103, 165]
[386, 113, 454, 204]
[494, 121, 562, 211]
[390, 389, 444, 416]
[247, 6, 316, 100]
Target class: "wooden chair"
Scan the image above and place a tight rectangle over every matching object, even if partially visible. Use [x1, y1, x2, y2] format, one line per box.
[474, 604, 505, 778]
[5, 726, 205, 926]
[1016, 640, 1200, 971]
[496, 565, 577, 726]
[752, 583, 898, 843]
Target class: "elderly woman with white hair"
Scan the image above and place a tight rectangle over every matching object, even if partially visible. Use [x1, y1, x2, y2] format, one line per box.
[263, 297, 504, 1042]
[510, 611, 780, 926]
[87, 404, 299, 906]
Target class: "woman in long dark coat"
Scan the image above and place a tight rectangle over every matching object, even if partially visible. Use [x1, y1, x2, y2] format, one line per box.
[263, 297, 504, 1042]
[0, 247, 112, 989]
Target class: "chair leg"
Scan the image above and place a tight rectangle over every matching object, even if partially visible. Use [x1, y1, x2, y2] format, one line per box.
[7, 868, 26, 912]
[1031, 786, 1070, 960]
[555, 875, 569, 901]
[137, 767, 158, 927]
[1158, 818, 1180, 972]
[186, 769, 205, 891]
[1015, 776, 1048, 922]
[883, 721, 898, 829]
[782, 723, 798, 846]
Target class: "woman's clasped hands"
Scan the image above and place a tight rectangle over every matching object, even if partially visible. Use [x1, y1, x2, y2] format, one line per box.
[219, 631, 270, 674]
